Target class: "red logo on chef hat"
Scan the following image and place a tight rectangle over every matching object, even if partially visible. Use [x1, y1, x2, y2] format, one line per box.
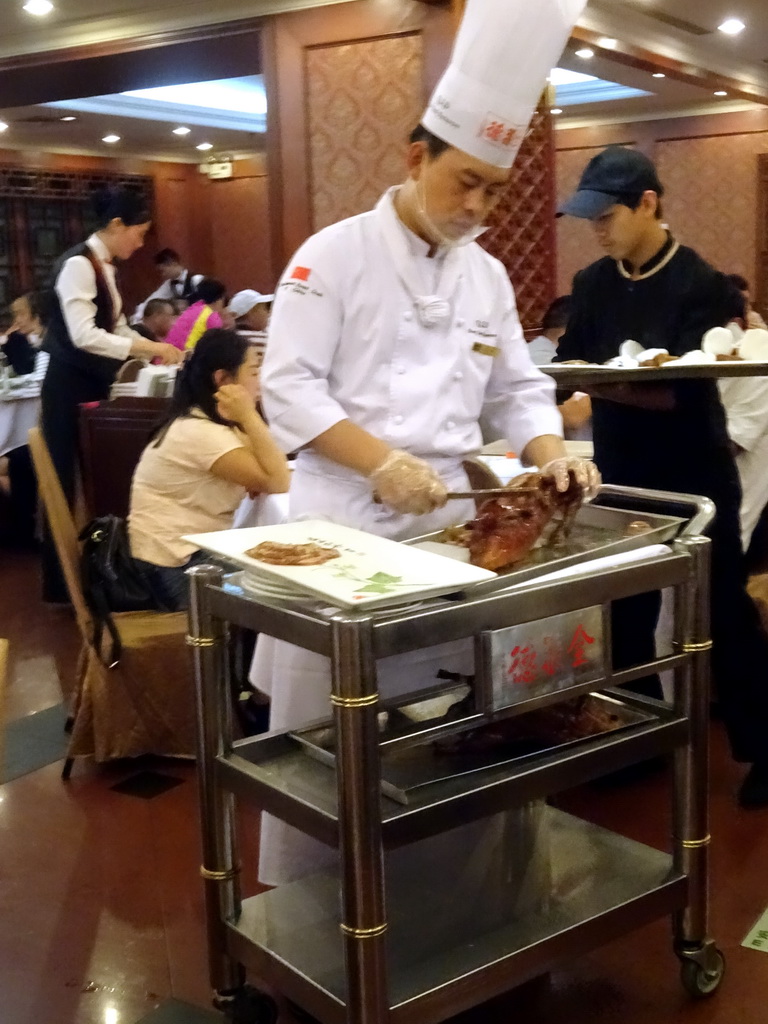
[291, 266, 311, 282]
[479, 114, 518, 148]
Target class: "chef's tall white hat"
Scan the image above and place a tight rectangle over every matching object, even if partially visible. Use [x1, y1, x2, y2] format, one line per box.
[422, 0, 588, 169]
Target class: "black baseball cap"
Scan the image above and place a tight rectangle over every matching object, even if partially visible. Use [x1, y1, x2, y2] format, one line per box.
[557, 146, 664, 219]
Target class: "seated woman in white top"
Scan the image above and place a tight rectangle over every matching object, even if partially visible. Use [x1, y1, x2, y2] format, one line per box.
[129, 328, 290, 609]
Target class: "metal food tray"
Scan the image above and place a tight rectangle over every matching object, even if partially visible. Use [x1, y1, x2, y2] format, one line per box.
[292, 693, 656, 805]
[544, 360, 768, 388]
[406, 498, 686, 598]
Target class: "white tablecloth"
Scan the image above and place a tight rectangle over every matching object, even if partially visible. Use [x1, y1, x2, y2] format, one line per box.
[0, 352, 47, 457]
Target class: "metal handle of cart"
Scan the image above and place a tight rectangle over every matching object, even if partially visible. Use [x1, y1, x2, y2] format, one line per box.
[596, 484, 715, 538]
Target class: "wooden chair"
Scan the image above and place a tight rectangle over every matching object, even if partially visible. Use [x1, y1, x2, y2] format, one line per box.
[28, 427, 195, 777]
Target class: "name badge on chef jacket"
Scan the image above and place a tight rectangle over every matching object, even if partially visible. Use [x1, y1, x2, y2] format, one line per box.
[472, 341, 500, 357]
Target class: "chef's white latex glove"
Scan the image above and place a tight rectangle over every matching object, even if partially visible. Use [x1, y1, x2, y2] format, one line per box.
[370, 449, 448, 515]
[541, 457, 601, 501]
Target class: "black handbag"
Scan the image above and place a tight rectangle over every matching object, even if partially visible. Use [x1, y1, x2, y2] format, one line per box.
[79, 515, 163, 667]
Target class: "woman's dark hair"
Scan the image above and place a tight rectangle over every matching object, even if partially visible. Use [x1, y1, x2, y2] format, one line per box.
[155, 247, 181, 265]
[542, 295, 572, 333]
[150, 328, 249, 445]
[409, 123, 451, 159]
[726, 273, 750, 294]
[91, 186, 151, 228]
[191, 278, 227, 306]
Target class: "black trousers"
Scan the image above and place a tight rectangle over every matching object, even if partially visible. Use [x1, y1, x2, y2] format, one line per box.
[611, 490, 768, 764]
[40, 357, 111, 601]
[5, 445, 37, 544]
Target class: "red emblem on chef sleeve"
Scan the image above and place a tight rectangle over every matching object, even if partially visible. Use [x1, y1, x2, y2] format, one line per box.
[291, 266, 311, 282]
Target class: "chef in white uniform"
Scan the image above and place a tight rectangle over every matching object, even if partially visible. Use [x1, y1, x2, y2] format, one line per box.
[255, 0, 594, 887]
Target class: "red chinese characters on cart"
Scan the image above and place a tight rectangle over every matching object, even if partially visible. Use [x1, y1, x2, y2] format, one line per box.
[505, 623, 597, 687]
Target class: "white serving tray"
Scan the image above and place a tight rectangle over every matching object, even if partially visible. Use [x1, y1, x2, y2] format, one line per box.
[183, 520, 496, 610]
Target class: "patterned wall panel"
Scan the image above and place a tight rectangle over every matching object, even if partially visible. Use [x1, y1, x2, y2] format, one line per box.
[480, 108, 557, 332]
[305, 34, 424, 231]
[555, 145, 615, 295]
[656, 133, 768, 291]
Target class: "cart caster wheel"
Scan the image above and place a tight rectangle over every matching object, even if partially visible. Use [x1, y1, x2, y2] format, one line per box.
[681, 949, 725, 998]
[219, 986, 279, 1024]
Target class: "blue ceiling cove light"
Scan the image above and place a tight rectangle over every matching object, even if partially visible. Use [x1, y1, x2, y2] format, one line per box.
[550, 67, 652, 107]
[45, 76, 267, 134]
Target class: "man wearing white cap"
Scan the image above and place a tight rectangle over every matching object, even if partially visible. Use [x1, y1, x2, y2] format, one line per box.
[228, 288, 274, 335]
[255, 0, 593, 888]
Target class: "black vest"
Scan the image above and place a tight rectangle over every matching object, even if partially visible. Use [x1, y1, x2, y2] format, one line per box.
[43, 242, 125, 382]
[171, 270, 197, 301]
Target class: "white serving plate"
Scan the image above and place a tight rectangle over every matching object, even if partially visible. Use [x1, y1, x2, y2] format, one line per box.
[184, 520, 496, 610]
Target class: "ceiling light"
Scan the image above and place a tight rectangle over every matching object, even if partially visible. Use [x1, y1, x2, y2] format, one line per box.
[60, 115, 77, 121]
[598, 37, 618, 50]
[102, 134, 120, 144]
[0, 122, 8, 133]
[652, 72, 666, 79]
[23, 0, 54, 14]
[551, 107, 563, 115]
[714, 90, 729, 96]
[718, 18, 746, 36]
[196, 142, 213, 151]
[172, 126, 191, 136]
[575, 48, 594, 60]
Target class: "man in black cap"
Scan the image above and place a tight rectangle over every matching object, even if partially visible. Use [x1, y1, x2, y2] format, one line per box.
[557, 145, 768, 807]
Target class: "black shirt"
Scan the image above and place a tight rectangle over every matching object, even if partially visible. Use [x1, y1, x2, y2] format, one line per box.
[556, 238, 739, 504]
[3, 331, 36, 375]
[133, 322, 156, 342]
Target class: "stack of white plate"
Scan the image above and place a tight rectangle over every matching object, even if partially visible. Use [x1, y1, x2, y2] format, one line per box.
[239, 572, 307, 603]
[110, 382, 138, 398]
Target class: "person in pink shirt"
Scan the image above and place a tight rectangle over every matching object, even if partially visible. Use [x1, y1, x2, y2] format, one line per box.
[164, 278, 226, 351]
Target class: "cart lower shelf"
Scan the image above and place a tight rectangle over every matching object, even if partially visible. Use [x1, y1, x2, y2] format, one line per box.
[225, 810, 687, 1024]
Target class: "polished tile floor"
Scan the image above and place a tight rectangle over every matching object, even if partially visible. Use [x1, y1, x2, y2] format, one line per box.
[2, 544, 768, 1024]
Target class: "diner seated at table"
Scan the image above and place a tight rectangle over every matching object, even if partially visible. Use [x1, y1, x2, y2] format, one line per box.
[2, 292, 43, 376]
[163, 278, 226, 352]
[128, 328, 290, 610]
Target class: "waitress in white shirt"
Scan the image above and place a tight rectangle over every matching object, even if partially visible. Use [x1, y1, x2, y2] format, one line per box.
[40, 186, 181, 598]
[256, 0, 593, 886]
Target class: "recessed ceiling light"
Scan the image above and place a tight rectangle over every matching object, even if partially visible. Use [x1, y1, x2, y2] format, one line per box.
[60, 115, 77, 121]
[718, 18, 746, 36]
[0, 122, 8, 133]
[714, 90, 729, 96]
[172, 126, 191, 136]
[575, 48, 594, 60]
[196, 142, 213, 151]
[598, 37, 618, 50]
[551, 107, 563, 115]
[23, 0, 54, 14]
[652, 72, 666, 79]
[102, 134, 121, 144]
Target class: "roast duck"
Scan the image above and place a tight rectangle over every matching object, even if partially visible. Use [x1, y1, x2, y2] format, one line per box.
[443, 470, 584, 572]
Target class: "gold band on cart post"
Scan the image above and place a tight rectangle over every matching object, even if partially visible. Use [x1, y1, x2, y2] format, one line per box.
[200, 864, 242, 882]
[330, 693, 379, 708]
[186, 635, 219, 648]
[680, 835, 711, 849]
[672, 640, 714, 653]
[340, 923, 388, 939]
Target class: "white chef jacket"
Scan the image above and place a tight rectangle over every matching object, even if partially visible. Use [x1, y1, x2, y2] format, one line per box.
[719, 375, 768, 549]
[55, 233, 141, 361]
[262, 187, 561, 467]
[254, 188, 562, 886]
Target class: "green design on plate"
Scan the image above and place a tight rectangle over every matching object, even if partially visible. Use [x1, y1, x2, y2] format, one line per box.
[332, 565, 420, 595]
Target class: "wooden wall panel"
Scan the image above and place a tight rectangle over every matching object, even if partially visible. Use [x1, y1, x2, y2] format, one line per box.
[481, 107, 558, 332]
[305, 33, 423, 230]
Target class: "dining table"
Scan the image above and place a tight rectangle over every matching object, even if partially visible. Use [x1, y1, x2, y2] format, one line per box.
[0, 352, 48, 459]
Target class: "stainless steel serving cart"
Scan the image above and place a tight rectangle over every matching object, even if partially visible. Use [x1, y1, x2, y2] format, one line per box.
[187, 486, 725, 1024]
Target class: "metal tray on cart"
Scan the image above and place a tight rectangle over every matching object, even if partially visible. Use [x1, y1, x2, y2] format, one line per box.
[544, 360, 768, 388]
[407, 498, 686, 598]
[292, 693, 657, 805]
